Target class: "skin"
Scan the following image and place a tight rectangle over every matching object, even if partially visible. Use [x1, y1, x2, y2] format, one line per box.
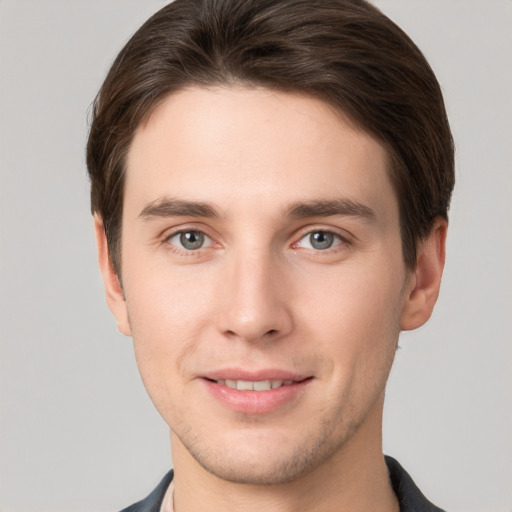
[95, 86, 446, 512]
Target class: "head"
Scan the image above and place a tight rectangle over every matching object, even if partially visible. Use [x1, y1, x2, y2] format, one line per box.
[87, 0, 454, 487]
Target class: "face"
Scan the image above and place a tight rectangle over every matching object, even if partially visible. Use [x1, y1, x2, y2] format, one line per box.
[108, 87, 416, 484]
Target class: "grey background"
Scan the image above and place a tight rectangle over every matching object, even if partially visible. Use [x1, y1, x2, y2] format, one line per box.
[0, 1, 510, 511]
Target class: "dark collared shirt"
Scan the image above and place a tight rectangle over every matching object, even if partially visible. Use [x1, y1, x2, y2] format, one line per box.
[120, 456, 445, 512]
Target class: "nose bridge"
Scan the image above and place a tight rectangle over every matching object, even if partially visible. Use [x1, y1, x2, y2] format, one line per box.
[217, 244, 292, 342]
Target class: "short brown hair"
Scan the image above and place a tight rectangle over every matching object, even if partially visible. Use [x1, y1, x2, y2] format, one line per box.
[87, 0, 454, 275]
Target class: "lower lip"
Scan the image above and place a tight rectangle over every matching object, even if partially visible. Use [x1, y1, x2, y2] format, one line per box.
[203, 379, 311, 414]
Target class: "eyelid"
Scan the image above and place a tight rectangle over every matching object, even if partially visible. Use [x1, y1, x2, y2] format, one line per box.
[162, 224, 219, 253]
[161, 222, 215, 240]
[168, 230, 213, 247]
[299, 232, 340, 249]
[159, 223, 353, 254]
[292, 225, 354, 246]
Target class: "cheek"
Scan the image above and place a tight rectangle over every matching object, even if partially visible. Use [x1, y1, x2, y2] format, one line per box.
[298, 259, 405, 376]
[302, 258, 404, 329]
[122, 261, 217, 399]
[125, 253, 217, 332]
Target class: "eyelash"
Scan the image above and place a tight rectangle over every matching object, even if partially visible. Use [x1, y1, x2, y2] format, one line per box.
[162, 227, 352, 255]
[164, 228, 215, 255]
[294, 230, 350, 252]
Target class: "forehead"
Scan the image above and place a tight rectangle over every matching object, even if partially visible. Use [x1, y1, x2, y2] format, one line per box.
[125, 86, 396, 220]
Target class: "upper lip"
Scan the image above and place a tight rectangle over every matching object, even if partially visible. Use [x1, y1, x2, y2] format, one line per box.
[202, 369, 311, 382]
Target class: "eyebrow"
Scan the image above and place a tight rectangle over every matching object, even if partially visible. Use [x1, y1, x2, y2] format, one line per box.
[139, 197, 220, 219]
[285, 199, 376, 221]
[139, 196, 376, 222]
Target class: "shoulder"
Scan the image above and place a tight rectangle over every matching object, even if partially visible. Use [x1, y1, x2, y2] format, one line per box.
[385, 456, 446, 512]
[118, 469, 174, 512]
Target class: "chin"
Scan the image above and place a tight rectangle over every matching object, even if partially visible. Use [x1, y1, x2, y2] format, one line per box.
[177, 418, 359, 486]
[190, 447, 320, 485]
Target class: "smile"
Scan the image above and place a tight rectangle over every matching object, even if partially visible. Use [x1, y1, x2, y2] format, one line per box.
[204, 375, 312, 414]
[216, 379, 294, 391]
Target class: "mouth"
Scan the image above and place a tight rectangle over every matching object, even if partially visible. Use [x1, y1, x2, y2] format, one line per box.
[210, 378, 297, 391]
[202, 373, 313, 414]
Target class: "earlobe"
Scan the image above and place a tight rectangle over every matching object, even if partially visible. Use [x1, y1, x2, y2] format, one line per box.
[400, 218, 447, 331]
[93, 215, 132, 337]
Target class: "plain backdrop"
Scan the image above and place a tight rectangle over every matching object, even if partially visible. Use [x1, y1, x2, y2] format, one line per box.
[0, 1, 511, 511]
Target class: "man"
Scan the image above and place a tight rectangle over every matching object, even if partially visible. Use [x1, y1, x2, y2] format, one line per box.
[86, 0, 454, 510]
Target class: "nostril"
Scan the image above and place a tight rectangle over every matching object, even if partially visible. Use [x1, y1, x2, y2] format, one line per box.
[266, 329, 278, 336]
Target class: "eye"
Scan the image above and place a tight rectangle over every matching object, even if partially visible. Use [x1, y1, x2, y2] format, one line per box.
[297, 230, 344, 250]
[167, 230, 212, 251]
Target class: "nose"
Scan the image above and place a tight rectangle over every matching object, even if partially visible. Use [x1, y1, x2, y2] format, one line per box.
[215, 250, 294, 344]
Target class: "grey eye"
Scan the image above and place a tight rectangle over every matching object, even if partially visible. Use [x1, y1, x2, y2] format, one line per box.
[169, 230, 208, 250]
[298, 230, 343, 251]
[309, 231, 334, 250]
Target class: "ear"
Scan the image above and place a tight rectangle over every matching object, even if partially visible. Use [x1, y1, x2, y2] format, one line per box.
[400, 218, 448, 331]
[93, 215, 132, 337]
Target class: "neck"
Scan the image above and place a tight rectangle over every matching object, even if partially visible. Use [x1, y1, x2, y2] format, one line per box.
[169, 394, 398, 512]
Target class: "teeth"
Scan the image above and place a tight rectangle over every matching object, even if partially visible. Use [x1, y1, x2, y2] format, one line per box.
[253, 380, 272, 391]
[237, 380, 254, 390]
[220, 379, 293, 390]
